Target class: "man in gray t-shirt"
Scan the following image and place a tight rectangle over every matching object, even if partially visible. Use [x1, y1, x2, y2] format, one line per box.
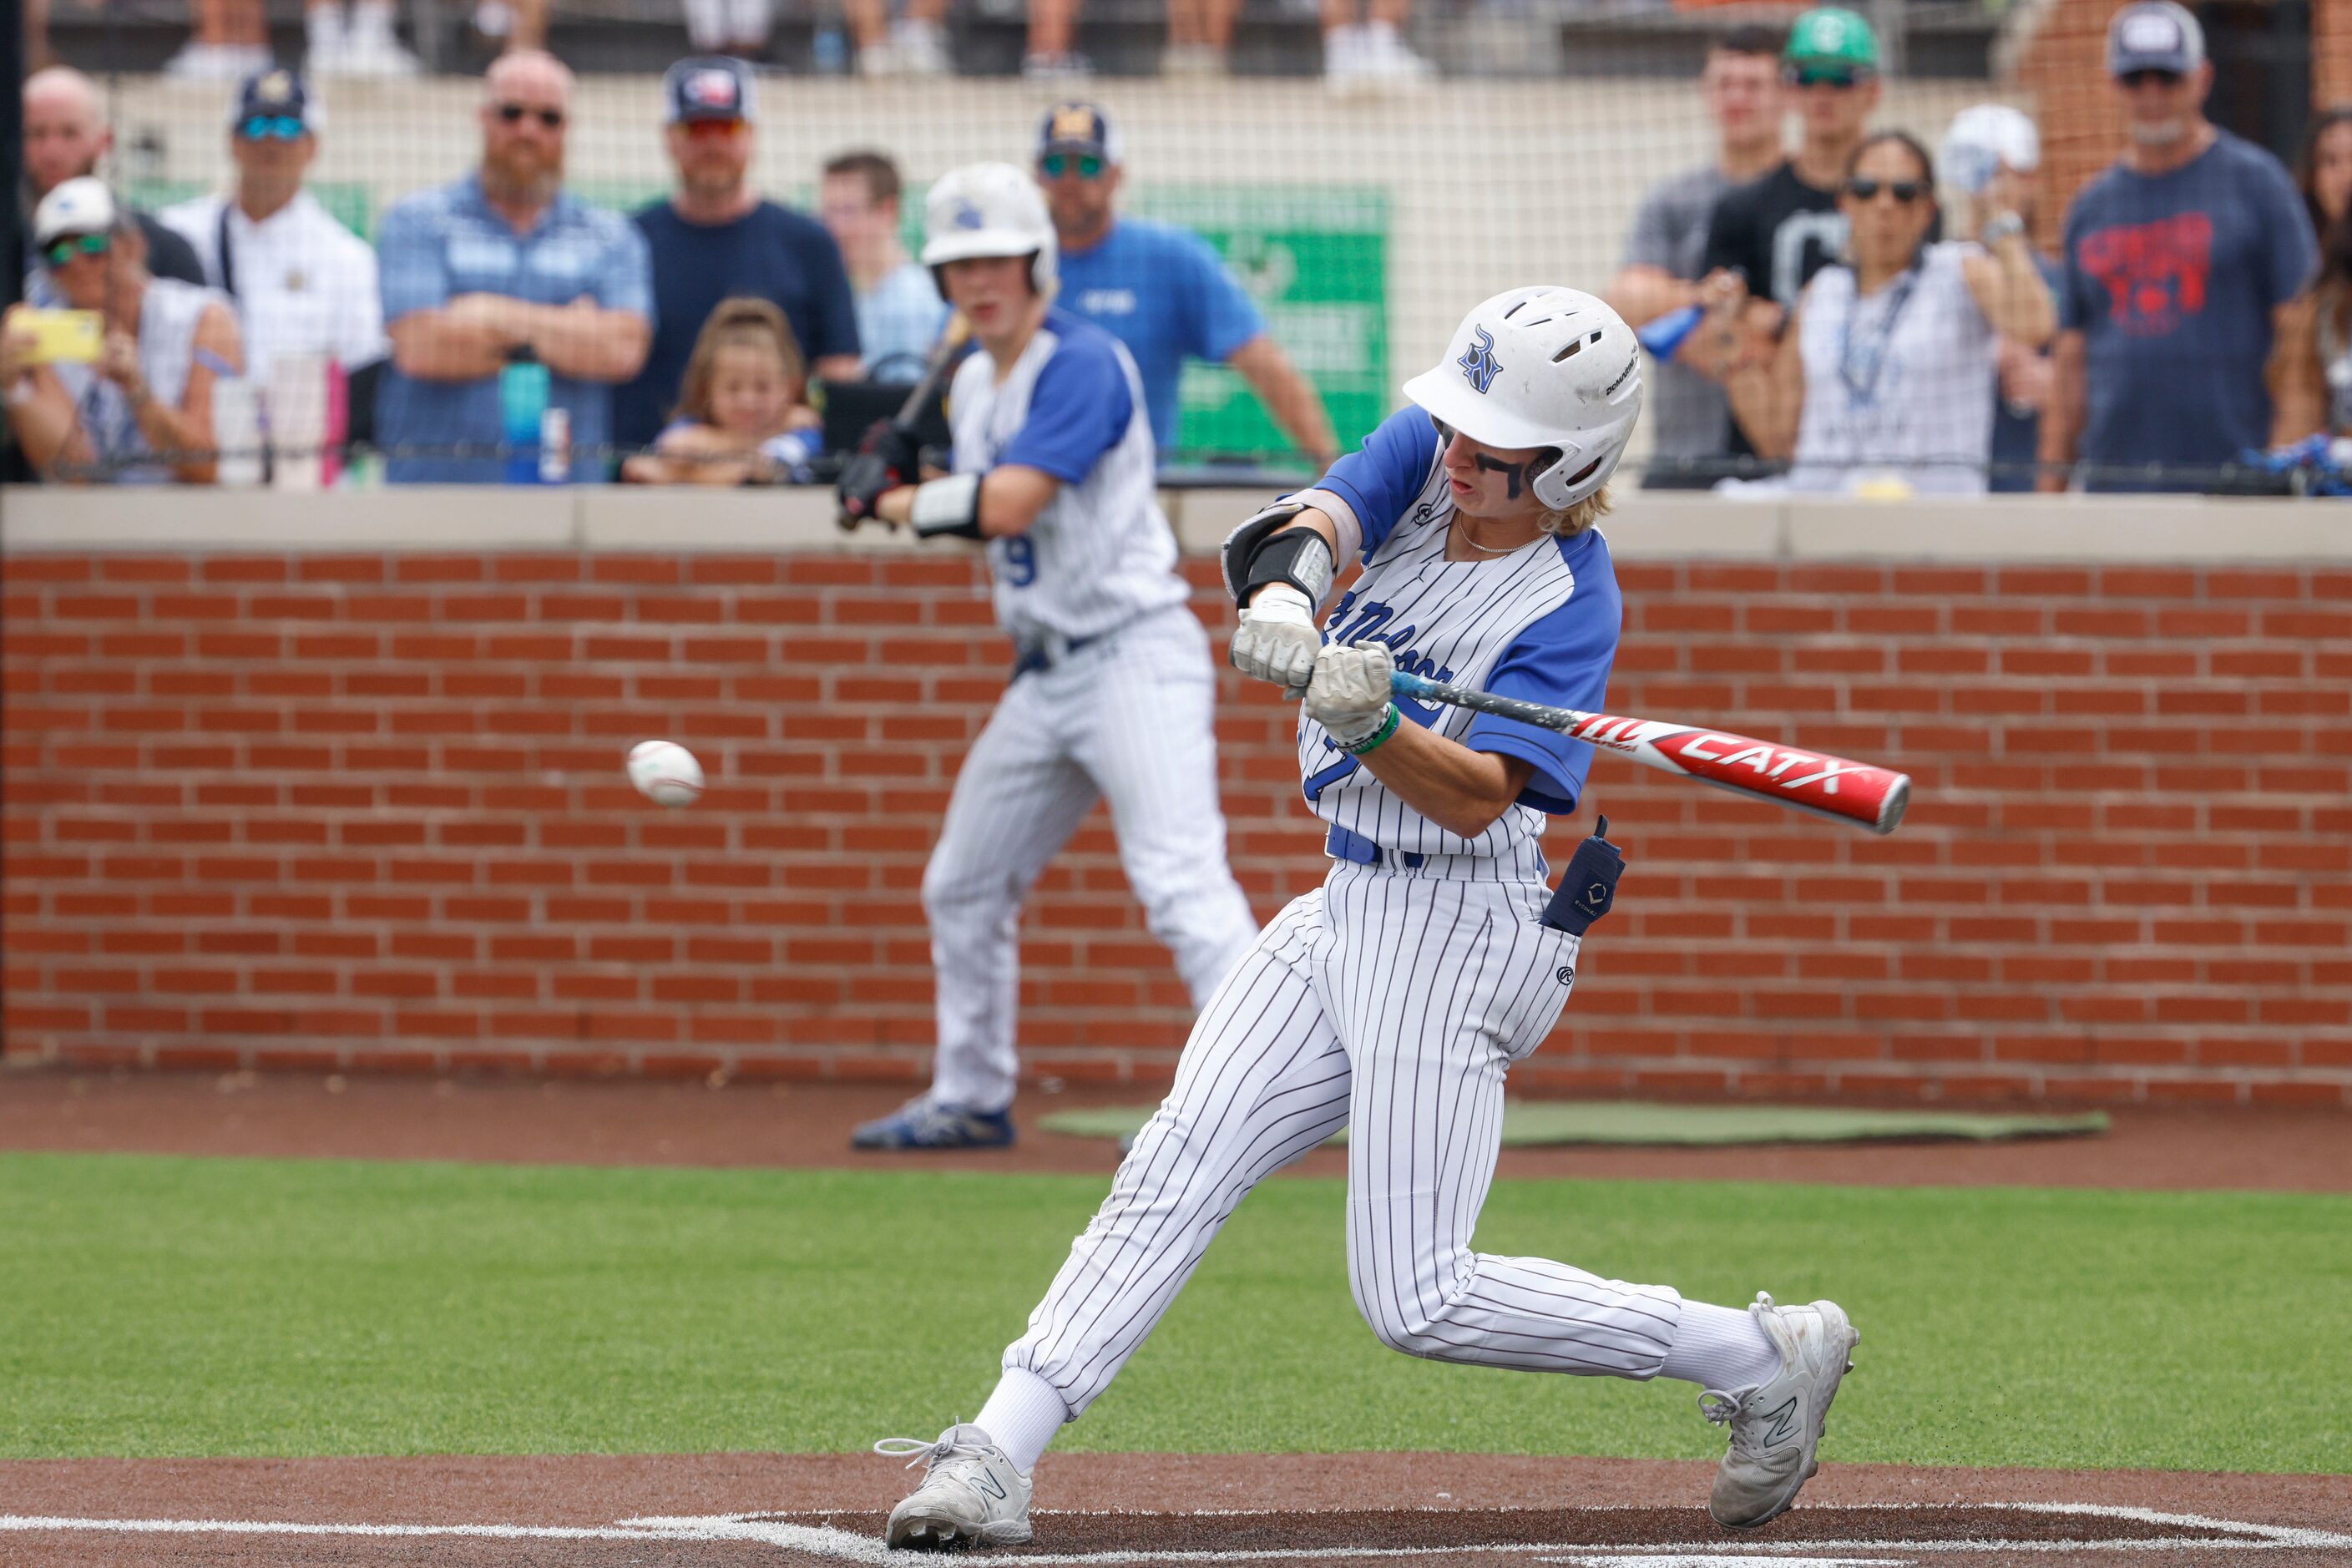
[1607, 26, 1788, 488]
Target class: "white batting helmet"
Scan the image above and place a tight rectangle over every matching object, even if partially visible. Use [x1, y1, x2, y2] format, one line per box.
[1401, 286, 1643, 513]
[921, 161, 1058, 293]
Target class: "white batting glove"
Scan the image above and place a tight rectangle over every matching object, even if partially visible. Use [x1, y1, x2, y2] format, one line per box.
[1230, 584, 1323, 697]
[1304, 640, 1395, 746]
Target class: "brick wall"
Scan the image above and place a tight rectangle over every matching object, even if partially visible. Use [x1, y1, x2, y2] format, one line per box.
[2319, 0, 2352, 109]
[4, 551, 2348, 1107]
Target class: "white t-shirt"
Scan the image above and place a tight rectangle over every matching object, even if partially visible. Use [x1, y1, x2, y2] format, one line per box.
[159, 190, 387, 386]
[948, 306, 1189, 645]
[1788, 241, 1997, 495]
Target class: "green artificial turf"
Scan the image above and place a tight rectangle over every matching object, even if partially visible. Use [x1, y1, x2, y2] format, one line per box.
[1039, 1101, 2112, 1146]
[2, 1151, 2344, 1472]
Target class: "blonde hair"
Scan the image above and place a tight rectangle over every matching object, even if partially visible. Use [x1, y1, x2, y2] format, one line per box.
[1538, 484, 1612, 539]
[673, 297, 807, 427]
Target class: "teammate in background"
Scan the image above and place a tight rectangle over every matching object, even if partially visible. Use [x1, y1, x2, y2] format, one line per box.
[872, 287, 1859, 1548]
[1690, 7, 1879, 475]
[1037, 103, 1338, 470]
[1605, 23, 1786, 489]
[834, 163, 1258, 1151]
[817, 150, 949, 377]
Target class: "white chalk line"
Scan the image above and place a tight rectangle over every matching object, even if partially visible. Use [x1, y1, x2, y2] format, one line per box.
[2, 1501, 2347, 1563]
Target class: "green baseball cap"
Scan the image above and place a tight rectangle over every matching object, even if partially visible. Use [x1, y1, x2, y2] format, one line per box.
[1784, 6, 1880, 72]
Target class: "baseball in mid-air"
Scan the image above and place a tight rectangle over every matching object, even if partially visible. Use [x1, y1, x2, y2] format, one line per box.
[626, 740, 705, 808]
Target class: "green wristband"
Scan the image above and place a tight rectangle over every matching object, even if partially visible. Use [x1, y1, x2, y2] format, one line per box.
[1346, 703, 1401, 756]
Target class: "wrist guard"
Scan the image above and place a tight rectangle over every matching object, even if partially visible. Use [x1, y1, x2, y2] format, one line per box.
[1220, 499, 1334, 609]
[910, 472, 984, 539]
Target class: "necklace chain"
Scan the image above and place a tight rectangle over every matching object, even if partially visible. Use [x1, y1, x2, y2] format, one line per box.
[1451, 517, 1522, 557]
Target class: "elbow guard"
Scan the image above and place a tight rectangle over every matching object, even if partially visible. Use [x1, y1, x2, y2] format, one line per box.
[909, 472, 984, 539]
[1219, 499, 1335, 609]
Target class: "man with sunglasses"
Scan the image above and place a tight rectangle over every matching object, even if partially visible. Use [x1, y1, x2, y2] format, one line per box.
[2038, 1, 2315, 493]
[1692, 7, 1880, 476]
[1037, 104, 1337, 472]
[373, 51, 653, 483]
[158, 70, 386, 397]
[613, 57, 861, 458]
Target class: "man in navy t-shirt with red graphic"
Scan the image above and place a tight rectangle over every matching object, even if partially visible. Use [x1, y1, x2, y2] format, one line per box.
[2040, 1, 2315, 493]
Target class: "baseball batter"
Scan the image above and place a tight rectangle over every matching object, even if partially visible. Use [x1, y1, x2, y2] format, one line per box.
[874, 287, 1859, 1547]
[837, 163, 1259, 1151]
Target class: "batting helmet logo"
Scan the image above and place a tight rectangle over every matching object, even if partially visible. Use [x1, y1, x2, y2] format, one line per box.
[1457, 326, 1501, 394]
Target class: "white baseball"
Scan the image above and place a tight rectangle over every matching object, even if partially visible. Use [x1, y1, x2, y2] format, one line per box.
[626, 740, 705, 808]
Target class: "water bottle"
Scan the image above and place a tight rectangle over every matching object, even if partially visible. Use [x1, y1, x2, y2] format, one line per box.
[498, 346, 549, 484]
[539, 406, 571, 484]
[211, 377, 264, 488]
[1635, 303, 1704, 362]
[813, 22, 847, 73]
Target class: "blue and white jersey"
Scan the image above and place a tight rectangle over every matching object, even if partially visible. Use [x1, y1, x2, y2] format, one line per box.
[948, 306, 1190, 644]
[1295, 407, 1623, 861]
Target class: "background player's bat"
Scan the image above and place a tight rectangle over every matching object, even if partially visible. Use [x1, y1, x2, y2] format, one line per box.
[835, 311, 970, 532]
[1388, 670, 1910, 835]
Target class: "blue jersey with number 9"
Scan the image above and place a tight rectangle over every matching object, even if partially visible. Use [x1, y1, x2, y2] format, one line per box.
[948, 306, 1190, 644]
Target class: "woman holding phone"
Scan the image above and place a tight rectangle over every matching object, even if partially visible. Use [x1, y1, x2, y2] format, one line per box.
[3, 178, 244, 484]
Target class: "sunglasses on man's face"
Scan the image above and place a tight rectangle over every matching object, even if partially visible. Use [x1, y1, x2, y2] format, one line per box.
[494, 102, 566, 129]
[237, 114, 307, 142]
[2117, 68, 2184, 89]
[1844, 178, 1925, 204]
[1788, 66, 1864, 89]
[43, 231, 110, 267]
[1039, 152, 1105, 180]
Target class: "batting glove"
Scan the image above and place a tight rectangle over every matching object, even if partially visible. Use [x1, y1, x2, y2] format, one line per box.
[1304, 640, 1395, 746]
[1230, 584, 1323, 697]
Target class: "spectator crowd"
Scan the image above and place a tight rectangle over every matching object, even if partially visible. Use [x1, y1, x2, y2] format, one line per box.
[8, 0, 2352, 497]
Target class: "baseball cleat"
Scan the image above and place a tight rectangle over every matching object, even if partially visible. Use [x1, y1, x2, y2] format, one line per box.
[874, 1424, 1034, 1550]
[1699, 1292, 1859, 1530]
[851, 1095, 1016, 1151]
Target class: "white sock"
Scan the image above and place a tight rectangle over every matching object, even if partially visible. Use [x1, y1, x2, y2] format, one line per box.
[1659, 1297, 1782, 1392]
[351, 0, 396, 37]
[972, 1365, 1068, 1474]
[306, 5, 346, 51]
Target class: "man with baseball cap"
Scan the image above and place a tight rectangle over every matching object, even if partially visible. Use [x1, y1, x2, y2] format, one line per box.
[159, 70, 386, 393]
[1037, 102, 1336, 470]
[615, 56, 859, 456]
[2039, 1, 2315, 493]
[1691, 6, 1883, 475]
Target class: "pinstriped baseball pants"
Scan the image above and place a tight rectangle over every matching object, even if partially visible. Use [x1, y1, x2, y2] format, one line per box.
[923, 606, 1260, 1114]
[1004, 856, 1683, 1418]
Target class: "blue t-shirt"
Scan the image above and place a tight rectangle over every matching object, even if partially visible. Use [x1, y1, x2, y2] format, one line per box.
[2057, 130, 2316, 492]
[1316, 407, 1619, 816]
[375, 176, 654, 484]
[614, 200, 860, 451]
[1055, 216, 1265, 455]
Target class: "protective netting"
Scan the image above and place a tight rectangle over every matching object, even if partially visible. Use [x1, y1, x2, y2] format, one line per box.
[13, 0, 2338, 493]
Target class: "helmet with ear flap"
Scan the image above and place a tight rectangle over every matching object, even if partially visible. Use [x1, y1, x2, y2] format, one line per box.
[1404, 286, 1643, 513]
[920, 161, 1059, 298]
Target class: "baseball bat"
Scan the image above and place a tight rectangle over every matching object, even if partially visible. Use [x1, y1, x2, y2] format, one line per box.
[835, 311, 970, 532]
[1388, 670, 1910, 836]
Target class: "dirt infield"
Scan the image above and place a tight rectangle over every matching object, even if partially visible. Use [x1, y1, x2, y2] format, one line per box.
[4, 1453, 2350, 1566]
[5, 1066, 2349, 1191]
[7, 1067, 2346, 1566]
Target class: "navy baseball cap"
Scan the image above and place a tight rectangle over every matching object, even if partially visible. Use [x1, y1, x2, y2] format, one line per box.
[2107, 1, 2203, 76]
[663, 56, 758, 124]
[232, 68, 319, 131]
[1036, 102, 1123, 164]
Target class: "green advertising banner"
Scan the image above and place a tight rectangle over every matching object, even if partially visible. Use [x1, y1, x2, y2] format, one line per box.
[1130, 185, 1389, 465]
